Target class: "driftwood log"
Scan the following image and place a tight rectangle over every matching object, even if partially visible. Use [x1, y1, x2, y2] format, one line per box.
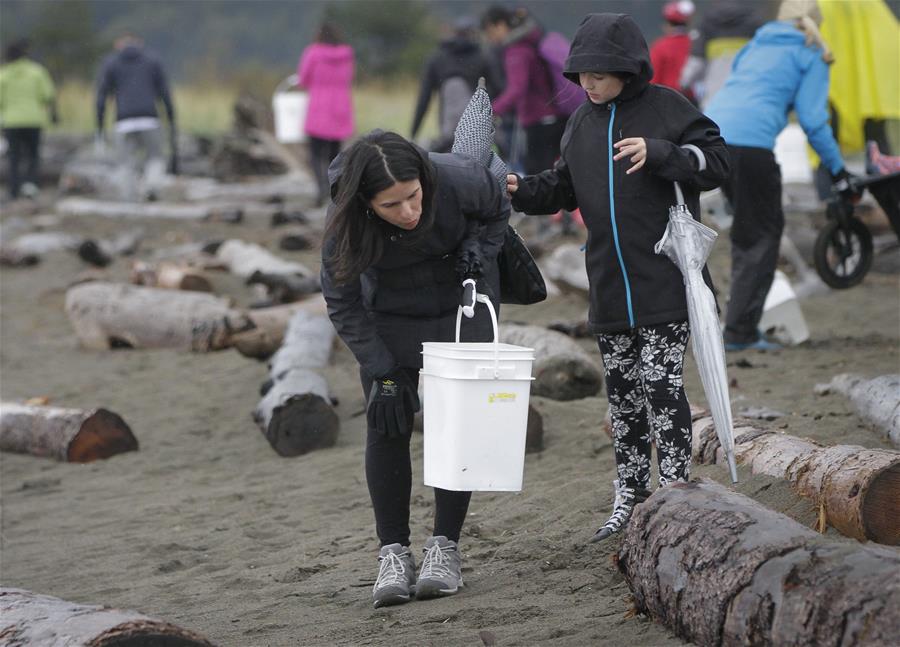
[0, 247, 40, 267]
[816, 373, 900, 447]
[498, 323, 602, 400]
[1, 231, 82, 255]
[230, 296, 328, 359]
[692, 416, 900, 545]
[618, 480, 900, 647]
[0, 403, 137, 462]
[539, 243, 590, 294]
[253, 308, 339, 456]
[65, 282, 242, 351]
[216, 239, 312, 279]
[56, 197, 213, 220]
[0, 588, 213, 646]
[130, 261, 213, 292]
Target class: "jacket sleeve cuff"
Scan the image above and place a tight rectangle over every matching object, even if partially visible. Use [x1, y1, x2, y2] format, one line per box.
[644, 138, 671, 171]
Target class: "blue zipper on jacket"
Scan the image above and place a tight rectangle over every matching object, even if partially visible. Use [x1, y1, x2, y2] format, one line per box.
[607, 102, 635, 328]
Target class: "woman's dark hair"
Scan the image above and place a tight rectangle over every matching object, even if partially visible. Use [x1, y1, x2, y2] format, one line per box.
[316, 21, 344, 44]
[481, 5, 527, 29]
[5, 39, 28, 62]
[325, 131, 437, 283]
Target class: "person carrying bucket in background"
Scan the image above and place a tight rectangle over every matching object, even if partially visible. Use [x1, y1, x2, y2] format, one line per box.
[320, 130, 509, 608]
[506, 13, 729, 541]
[297, 21, 355, 207]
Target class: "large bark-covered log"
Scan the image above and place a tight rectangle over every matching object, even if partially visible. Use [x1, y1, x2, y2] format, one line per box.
[1, 231, 82, 255]
[216, 239, 312, 279]
[0, 588, 213, 646]
[253, 308, 338, 456]
[181, 171, 316, 202]
[692, 416, 900, 545]
[65, 282, 241, 351]
[0, 403, 137, 462]
[815, 373, 900, 447]
[56, 197, 213, 220]
[498, 323, 602, 400]
[618, 480, 900, 647]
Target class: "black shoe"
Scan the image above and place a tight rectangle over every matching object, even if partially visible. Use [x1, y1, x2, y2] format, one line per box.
[590, 479, 650, 543]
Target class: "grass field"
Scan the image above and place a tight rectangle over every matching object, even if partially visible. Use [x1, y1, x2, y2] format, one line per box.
[56, 78, 437, 141]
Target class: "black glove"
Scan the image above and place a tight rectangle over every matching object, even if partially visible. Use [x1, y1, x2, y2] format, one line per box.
[455, 223, 486, 280]
[831, 168, 862, 201]
[367, 369, 420, 438]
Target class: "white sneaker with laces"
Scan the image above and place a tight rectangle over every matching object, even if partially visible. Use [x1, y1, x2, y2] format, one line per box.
[416, 535, 463, 600]
[372, 543, 416, 608]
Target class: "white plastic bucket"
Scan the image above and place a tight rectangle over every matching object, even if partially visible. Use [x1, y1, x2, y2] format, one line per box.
[421, 295, 534, 491]
[272, 74, 309, 144]
[760, 269, 810, 345]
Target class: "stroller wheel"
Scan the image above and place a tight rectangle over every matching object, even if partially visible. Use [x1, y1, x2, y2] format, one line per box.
[813, 218, 873, 289]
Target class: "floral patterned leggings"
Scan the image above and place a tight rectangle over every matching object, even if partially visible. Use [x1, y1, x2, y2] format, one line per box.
[597, 320, 693, 490]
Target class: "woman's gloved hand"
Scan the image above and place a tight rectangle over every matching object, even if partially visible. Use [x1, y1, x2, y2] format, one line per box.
[367, 369, 420, 438]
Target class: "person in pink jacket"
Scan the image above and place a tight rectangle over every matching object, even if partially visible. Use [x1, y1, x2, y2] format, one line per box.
[298, 22, 355, 206]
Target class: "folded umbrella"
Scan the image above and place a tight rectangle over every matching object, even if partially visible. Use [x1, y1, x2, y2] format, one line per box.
[655, 182, 738, 483]
[451, 77, 508, 189]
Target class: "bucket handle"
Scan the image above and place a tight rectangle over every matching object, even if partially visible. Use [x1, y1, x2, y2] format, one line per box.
[454, 291, 501, 378]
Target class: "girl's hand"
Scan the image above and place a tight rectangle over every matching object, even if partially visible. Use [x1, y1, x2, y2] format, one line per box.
[506, 174, 519, 195]
[613, 137, 647, 174]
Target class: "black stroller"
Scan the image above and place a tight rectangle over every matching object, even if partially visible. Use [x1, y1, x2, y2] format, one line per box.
[814, 170, 900, 288]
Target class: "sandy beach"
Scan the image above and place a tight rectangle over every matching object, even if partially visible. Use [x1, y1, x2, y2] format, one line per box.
[1, 190, 898, 646]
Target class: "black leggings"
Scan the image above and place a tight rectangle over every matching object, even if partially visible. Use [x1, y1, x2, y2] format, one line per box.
[361, 366, 471, 547]
[597, 321, 693, 490]
[3, 127, 41, 198]
[308, 136, 341, 205]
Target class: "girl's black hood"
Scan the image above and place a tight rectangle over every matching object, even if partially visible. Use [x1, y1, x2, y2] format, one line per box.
[563, 13, 653, 101]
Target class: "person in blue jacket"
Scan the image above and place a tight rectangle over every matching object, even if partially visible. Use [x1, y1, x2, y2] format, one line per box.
[705, 0, 857, 351]
[508, 13, 729, 541]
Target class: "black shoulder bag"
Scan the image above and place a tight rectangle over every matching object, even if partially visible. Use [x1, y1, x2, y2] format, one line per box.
[498, 225, 547, 305]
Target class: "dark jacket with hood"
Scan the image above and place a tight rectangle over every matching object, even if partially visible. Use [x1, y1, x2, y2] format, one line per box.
[411, 36, 500, 138]
[512, 13, 729, 334]
[96, 45, 174, 130]
[321, 152, 509, 378]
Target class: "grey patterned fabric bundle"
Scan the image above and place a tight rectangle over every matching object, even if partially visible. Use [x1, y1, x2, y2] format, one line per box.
[451, 80, 508, 190]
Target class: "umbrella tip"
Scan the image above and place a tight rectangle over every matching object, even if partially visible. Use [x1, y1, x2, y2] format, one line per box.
[727, 452, 739, 484]
[478, 76, 486, 90]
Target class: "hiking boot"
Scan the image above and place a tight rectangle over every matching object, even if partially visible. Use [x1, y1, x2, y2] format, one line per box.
[372, 543, 416, 609]
[590, 479, 651, 543]
[415, 536, 463, 600]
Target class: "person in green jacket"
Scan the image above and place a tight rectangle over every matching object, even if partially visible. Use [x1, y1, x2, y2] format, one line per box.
[0, 40, 57, 199]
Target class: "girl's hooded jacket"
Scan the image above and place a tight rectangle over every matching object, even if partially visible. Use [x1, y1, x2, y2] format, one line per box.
[512, 13, 729, 334]
[321, 152, 509, 378]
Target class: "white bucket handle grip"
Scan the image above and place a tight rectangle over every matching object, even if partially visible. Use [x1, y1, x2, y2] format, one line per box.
[455, 292, 501, 378]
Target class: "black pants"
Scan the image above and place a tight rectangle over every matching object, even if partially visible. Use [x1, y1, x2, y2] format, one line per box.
[308, 136, 341, 206]
[361, 366, 471, 547]
[597, 321, 692, 490]
[3, 128, 41, 198]
[721, 145, 784, 345]
[523, 118, 565, 175]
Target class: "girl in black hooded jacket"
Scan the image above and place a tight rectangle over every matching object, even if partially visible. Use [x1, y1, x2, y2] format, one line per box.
[508, 13, 729, 541]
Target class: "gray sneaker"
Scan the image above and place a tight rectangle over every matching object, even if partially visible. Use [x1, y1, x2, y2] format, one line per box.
[373, 543, 416, 609]
[415, 535, 463, 600]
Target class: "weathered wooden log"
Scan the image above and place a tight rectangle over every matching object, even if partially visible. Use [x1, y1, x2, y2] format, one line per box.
[0, 247, 40, 267]
[182, 171, 316, 202]
[216, 239, 313, 279]
[2, 231, 82, 255]
[130, 261, 213, 292]
[253, 308, 339, 456]
[56, 197, 212, 220]
[498, 323, 602, 400]
[0, 403, 137, 462]
[815, 373, 900, 447]
[539, 243, 590, 294]
[230, 296, 328, 360]
[618, 480, 900, 647]
[0, 588, 213, 646]
[65, 282, 241, 351]
[246, 270, 321, 304]
[692, 416, 900, 544]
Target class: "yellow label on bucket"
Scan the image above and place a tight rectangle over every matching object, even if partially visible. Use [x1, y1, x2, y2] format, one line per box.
[488, 392, 516, 404]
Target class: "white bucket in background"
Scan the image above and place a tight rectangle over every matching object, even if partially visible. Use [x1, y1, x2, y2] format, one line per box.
[421, 296, 534, 492]
[272, 74, 309, 144]
[760, 269, 810, 345]
[774, 123, 813, 185]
